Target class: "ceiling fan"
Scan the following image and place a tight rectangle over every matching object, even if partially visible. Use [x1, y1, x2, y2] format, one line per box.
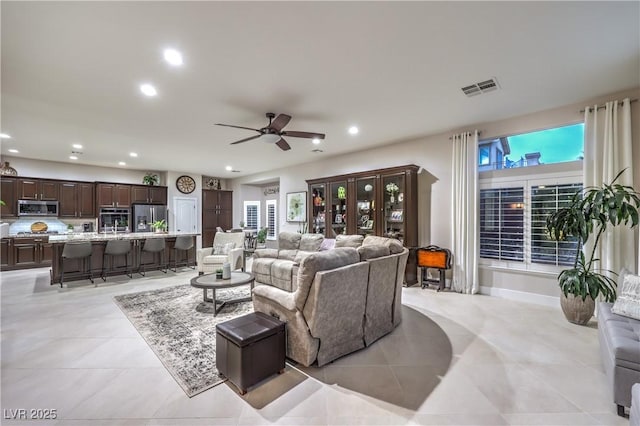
[215, 112, 325, 151]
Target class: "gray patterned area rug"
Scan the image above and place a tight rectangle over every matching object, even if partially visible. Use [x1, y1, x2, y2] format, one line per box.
[114, 284, 253, 397]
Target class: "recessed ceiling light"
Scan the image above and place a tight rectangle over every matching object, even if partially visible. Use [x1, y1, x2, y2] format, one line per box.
[129, 152, 138, 157]
[139, 83, 157, 97]
[8, 149, 19, 153]
[72, 143, 83, 149]
[163, 48, 183, 66]
[118, 161, 126, 166]
[312, 138, 321, 145]
[69, 155, 78, 160]
[0, 133, 11, 139]
[348, 126, 359, 135]
[225, 166, 232, 171]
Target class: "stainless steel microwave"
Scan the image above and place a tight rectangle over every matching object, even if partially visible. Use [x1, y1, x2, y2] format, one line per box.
[17, 200, 59, 217]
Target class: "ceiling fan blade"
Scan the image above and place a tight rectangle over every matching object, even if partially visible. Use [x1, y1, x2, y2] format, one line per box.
[230, 134, 262, 145]
[215, 123, 261, 133]
[269, 114, 291, 132]
[282, 130, 325, 139]
[276, 138, 291, 151]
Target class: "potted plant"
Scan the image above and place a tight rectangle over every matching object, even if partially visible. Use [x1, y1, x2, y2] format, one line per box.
[256, 227, 268, 248]
[151, 219, 167, 233]
[143, 173, 159, 186]
[546, 170, 640, 324]
[215, 268, 223, 279]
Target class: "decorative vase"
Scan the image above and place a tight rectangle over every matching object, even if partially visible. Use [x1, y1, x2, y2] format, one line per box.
[222, 262, 231, 279]
[390, 194, 395, 203]
[0, 161, 17, 176]
[560, 293, 595, 325]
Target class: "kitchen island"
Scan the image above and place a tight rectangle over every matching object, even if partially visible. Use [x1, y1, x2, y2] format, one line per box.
[49, 232, 199, 285]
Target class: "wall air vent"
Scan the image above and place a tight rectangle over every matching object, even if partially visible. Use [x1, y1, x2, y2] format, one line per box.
[461, 77, 500, 97]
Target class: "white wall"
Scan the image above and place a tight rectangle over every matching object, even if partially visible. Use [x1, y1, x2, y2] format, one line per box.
[229, 87, 640, 301]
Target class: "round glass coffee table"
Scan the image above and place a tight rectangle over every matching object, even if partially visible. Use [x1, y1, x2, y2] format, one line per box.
[190, 271, 255, 316]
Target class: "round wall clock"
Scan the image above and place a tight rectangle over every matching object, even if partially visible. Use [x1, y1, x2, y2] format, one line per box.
[176, 175, 196, 194]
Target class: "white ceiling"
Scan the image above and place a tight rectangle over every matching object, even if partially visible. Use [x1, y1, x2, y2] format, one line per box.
[2, 1, 639, 178]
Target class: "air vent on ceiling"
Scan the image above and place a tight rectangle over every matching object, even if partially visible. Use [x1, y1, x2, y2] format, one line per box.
[311, 149, 324, 153]
[461, 77, 500, 97]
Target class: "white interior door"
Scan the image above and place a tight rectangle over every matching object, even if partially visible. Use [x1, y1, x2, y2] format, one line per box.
[174, 197, 197, 234]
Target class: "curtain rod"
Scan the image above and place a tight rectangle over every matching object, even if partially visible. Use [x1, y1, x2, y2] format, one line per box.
[449, 131, 481, 140]
[580, 98, 638, 113]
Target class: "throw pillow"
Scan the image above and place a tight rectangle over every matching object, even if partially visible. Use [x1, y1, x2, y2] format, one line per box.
[213, 242, 235, 255]
[319, 238, 336, 251]
[612, 272, 640, 321]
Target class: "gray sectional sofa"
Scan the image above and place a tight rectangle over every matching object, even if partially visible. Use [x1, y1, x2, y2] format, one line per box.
[598, 301, 640, 416]
[252, 235, 408, 367]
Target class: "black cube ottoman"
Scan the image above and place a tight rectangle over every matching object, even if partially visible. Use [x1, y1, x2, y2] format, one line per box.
[216, 312, 285, 394]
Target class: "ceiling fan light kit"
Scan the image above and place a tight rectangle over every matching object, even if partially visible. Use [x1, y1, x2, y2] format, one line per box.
[216, 112, 325, 151]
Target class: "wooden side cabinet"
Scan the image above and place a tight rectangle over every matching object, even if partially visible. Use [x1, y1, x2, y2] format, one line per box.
[202, 189, 233, 247]
[97, 183, 131, 208]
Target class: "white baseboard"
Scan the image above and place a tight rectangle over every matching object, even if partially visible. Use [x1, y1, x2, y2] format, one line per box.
[480, 285, 560, 308]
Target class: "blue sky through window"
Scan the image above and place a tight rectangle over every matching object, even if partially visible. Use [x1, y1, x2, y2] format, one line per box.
[506, 123, 584, 165]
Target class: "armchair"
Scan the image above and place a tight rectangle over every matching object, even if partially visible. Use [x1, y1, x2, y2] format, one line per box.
[197, 231, 245, 274]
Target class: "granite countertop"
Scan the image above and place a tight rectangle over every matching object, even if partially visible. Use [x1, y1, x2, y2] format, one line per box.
[47, 232, 199, 243]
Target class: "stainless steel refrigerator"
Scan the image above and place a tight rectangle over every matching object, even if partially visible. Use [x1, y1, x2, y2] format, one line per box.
[132, 204, 168, 232]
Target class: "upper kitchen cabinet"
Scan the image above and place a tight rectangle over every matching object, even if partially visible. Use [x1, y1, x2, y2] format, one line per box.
[0, 177, 18, 217]
[59, 182, 95, 218]
[131, 185, 167, 205]
[96, 183, 131, 208]
[18, 178, 59, 201]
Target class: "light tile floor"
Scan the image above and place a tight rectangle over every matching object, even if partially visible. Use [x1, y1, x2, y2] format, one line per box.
[0, 267, 627, 425]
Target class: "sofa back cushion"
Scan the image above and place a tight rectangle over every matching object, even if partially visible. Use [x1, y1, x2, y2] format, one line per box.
[213, 231, 245, 250]
[362, 235, 404, 254]
[357, 245, 390, 261]
[299, 233, 324, 251]
[278, 231, 302, 250]
[294, 247, 360, 310]
[278, 249, 299, 261]
[335, 234, 364, 248]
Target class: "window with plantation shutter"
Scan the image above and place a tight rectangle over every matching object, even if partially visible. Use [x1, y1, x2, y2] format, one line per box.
[531, 183, 582, 266]
[480, 187, 525, 261]
[243, 201, 260, 230]
[266, 200, 277, 240]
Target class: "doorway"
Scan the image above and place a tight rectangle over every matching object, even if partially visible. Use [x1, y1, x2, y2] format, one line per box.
[174, 197, 197, 234]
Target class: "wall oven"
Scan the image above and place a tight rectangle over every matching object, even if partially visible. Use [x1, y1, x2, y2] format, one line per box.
[99, 208, 130, 232]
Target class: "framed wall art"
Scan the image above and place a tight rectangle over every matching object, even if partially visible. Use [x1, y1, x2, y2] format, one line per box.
[286, 191, 307, 222]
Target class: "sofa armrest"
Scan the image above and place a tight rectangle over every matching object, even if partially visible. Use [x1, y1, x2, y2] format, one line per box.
[254, 248, 279, 259]
[253, 284, 297, 312]
[197, 247, 213, 265]
[229, 247, 244, 270]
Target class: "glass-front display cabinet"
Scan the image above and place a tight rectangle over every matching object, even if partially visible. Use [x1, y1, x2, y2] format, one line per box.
[307, 165, 419, 284]
[310, 183, 326, 235]
[329, 181, 348, 237]
[382, 173, 406, 243]
[356, 176, 376, 238]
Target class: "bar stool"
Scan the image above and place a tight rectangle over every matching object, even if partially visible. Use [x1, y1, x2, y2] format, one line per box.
[101, 239, 132, 281]
[172, 235, 195, 272]
[60, 241, 94, 287]
[139, 238, 166, 276]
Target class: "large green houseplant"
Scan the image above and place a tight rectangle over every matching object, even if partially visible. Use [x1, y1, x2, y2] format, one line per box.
[546, 169, 640, 324]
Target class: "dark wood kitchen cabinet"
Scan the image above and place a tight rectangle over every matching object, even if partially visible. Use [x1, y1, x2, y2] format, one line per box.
[12, 237, 52, 268]
[1, 238, 12, 268]
[131, 185, 167, 205]
[59, 182, 95, 218]
[0, 177, 18, 218]
[18, 178, 59, 201]
[202, 189, 232, 247]
[96, 183, 131, 208]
